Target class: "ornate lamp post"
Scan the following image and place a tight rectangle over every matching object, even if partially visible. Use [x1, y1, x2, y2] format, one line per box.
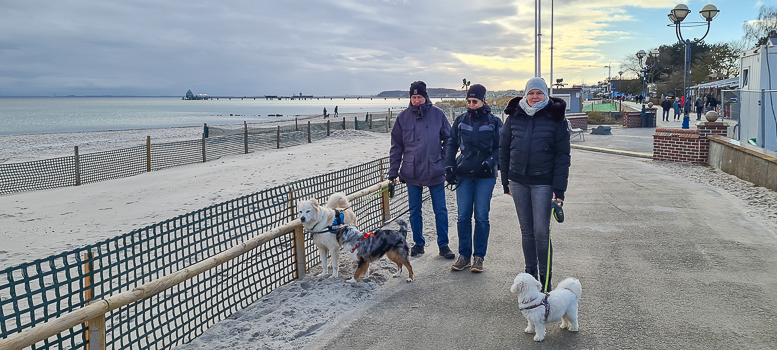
[603, 64, 612, 99]
[669, 3, 720, 129]
[636, 49, 660, 106]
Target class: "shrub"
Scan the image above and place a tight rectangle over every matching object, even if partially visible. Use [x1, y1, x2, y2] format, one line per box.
[586, 111, 619, 125]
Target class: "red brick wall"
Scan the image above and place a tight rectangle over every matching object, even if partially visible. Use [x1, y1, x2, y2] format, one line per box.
[622, 109, 657, 128]
[653, 122, 729, 163]
[566, 113, 588, 130]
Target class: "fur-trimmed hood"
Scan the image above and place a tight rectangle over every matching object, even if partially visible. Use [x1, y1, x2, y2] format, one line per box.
[503, 96, 567, 122]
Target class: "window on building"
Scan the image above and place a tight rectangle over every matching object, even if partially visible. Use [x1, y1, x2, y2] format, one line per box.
[741, 68, 749, 88]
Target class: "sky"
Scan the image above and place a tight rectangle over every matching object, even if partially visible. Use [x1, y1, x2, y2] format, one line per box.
[0, 0, 771, 97]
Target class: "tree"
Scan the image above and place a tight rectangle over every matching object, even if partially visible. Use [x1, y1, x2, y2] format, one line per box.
[699, 41, 744, 80]
[743, 5, 777, 47]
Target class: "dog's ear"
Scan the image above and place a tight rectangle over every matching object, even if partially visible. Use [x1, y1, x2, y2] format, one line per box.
[309, 198, 319, 207]
[510, 277, 523, 294]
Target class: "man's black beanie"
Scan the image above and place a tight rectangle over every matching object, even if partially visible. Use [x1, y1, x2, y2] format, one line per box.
[467, 84, 486, 102]
[409, 81, 429, 99]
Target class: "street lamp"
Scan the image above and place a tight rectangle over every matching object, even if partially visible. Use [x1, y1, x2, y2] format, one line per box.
[603, 64, 612, 99]
[636, 49, 660, 105]
[669, 3, 720, 128]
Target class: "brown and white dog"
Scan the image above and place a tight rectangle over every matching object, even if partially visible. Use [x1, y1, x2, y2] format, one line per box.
[298, 193, 356, 278]
[337, 219, 414, 283]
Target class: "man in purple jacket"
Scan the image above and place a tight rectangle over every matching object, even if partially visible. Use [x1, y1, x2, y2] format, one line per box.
[388, 81, 455, 259]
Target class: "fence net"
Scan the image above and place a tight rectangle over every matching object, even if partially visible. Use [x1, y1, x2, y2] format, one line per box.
[0, 157, 410, 349]
[0, 113, 401, 196]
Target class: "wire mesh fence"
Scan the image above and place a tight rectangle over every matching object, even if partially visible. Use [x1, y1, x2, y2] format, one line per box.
[0, 156, 412, 350]
[0, 113, 399, 196]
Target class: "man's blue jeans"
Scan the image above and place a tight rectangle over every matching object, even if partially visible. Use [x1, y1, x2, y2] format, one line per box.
[508, 182, 553, 277]
[406, 183, 448, 248]
[456, 177, 496, 259]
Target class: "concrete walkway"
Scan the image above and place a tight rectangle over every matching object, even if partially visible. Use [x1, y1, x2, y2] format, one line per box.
[310, 130, 777, 349]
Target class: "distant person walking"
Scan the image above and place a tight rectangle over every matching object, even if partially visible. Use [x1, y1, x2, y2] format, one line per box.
[672, 98, 681, 121]
[706, 93, 718, 113]
[388, 81, 455, 259]
[323, 107, 328, 119]
[684, 96, 692, 120]
[334, 106, 338, 117]
[661, 97, 671, 121]
[500, 77, 570, 292]
[695, 97, 704, 120]
[445, 84, 503, 273]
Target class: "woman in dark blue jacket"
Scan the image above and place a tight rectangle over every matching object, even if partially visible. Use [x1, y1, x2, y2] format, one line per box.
[499, 77, 570, 292]
[444, 84, 503, 273]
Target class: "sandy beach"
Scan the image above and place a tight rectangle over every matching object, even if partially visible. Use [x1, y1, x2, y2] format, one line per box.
[0, 127, 392, 269]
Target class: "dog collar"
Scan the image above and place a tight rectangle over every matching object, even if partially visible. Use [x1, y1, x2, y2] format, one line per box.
[309, 210, 346, 237]
[350, 231, 374, 253]
[519, 293, 550, 320]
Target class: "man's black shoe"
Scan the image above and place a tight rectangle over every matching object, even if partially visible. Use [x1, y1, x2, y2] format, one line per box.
[439, 245, 455, 259]
[411, 244, 425, 256]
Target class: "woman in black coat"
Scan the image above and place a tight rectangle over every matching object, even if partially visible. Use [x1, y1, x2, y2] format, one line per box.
[499, 77, 570, 292]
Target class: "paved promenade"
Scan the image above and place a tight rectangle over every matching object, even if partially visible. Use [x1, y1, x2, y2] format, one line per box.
[310, 121, 777, 349]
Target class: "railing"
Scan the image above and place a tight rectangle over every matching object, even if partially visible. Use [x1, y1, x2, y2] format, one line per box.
[0, 157, 413, 350]
[0, 112, 396, 196]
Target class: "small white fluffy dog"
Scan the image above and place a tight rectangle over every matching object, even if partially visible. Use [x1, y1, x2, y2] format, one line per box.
[510, 273, 582, 342]
[298, 193, 357, 278]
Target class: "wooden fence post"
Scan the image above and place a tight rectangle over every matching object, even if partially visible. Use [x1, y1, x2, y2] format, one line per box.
[307, 121, 311, 143]
[146, 136, 152, 172]
[277, 126, 281, 149]
[244, 121, 249, 154]
[74, 146, 81, 186]
[369, 113, 373, 129]
[327, 120, 330, 137]
[354, 116, 358, 130]
[289, 187, 306, 280]
[201, 133, 206, 163]
[342, 117, 346, 130]
[295, 118, 298, 131]
[83, 252, 106, 350]
[379, 160, 391, 224]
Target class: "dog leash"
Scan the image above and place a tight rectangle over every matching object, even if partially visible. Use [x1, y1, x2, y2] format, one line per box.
[544, 200, 564, 293]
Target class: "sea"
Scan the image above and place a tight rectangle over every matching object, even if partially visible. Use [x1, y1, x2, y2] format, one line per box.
[0, 96, 440, 136]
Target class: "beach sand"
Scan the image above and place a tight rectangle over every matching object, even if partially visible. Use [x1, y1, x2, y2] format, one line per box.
[0, 128, 395, 268]
[0, 124, 459, 350]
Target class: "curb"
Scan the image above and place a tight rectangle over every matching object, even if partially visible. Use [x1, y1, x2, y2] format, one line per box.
[571, 144, 653, 159]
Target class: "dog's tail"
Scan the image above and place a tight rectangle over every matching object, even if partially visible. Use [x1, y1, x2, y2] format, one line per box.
[394, 219, 409, 239]
[556, 277, 582, 300]
[326, 192, 350, 209]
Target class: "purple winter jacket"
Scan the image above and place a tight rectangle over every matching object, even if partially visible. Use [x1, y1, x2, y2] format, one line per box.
[388, 100, 451, 187]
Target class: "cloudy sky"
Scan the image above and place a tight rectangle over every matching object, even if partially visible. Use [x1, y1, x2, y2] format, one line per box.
[0, 0, 768, 97]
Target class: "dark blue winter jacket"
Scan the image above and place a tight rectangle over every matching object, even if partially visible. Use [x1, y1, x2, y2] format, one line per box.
[445, 104, 503, 179]
[499, 96, 570, 199]
[389, 99, 451, 187]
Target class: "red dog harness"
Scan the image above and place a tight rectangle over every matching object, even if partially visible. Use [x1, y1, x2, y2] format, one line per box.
[519, 293, 550, 320]
[350, 231, 374, 253]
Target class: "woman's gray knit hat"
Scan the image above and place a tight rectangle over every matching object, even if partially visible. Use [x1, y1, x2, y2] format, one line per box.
[525, 77, 549, 96]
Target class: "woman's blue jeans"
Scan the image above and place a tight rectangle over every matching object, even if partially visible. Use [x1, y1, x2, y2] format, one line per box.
[456, 177, 496, 259]
[406, 183, 449, 248]
[508, 182, 553, 277]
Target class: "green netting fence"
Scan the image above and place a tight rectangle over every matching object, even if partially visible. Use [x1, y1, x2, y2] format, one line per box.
[0, 156, 417, 349]
[0, 112, 399, 196]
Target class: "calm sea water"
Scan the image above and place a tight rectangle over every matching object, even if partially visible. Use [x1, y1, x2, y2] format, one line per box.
[0, 96, 429, 135]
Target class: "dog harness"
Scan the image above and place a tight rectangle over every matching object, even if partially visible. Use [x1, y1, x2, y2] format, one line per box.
[519, 293, 550, 320]
[309, 210, 346, 238]
[350, 231, 374, 253]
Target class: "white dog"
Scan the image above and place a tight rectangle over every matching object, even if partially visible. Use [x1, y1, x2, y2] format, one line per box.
[297, 193, 356, 278]
[510, 273, 582, 342]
